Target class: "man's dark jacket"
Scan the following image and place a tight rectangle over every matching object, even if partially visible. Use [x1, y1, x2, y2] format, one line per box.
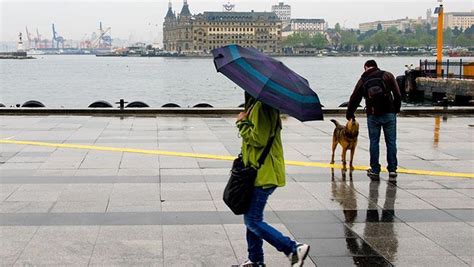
[346, 67, 402, 119]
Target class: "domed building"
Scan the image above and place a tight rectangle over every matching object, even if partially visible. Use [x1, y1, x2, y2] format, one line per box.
[163, 1, 283, 55]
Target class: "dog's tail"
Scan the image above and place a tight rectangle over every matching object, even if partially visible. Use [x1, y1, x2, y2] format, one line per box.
[330, 119, 342, 127]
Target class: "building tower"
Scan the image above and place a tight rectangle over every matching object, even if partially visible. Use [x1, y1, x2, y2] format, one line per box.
[180, 0, 192, 17]
[176, 0, 193, 53]
[272, 2, 291, 27]
[163, 1, 177, 51]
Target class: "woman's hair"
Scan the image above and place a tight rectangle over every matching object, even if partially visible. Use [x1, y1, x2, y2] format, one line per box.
[244, 92, 256, 111]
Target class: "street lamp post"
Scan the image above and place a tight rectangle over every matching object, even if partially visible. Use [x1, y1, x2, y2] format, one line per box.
[435, 1, 444, 78]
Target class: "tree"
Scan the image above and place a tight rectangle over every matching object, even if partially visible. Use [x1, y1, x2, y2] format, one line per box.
[453, 27, 462, 36]
[377, 23, 383, 31]
[335, 23, 341, 33]
[454, 35, 470, 47]
[371, 31, 389, 50]
[444, 28, 454, 46]
[311, 33, 328, 49]
[283, 32, 311, 47]
[465, 25, 474, 35]
[340, 30, 358, 51]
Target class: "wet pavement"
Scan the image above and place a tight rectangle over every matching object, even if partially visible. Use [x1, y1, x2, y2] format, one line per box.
[0, 115, 473, 266]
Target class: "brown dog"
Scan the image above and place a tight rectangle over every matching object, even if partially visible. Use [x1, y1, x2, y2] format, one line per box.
[330, 118, 359, 169]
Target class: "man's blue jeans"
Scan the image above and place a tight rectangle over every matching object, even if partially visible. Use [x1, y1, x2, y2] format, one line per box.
[244, 187, 296, 263]
[367, 113, 398, 174]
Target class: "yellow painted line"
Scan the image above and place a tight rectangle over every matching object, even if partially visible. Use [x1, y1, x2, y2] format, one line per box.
[1, 139, 473, 179]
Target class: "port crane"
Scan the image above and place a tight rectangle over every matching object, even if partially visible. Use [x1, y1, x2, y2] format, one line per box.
[88, 22, 112, 49]
[99, 22, 112, 48]
[36, 29, 49, 48]
[25, 26, 34, 49]
[52, 24, 65, 48]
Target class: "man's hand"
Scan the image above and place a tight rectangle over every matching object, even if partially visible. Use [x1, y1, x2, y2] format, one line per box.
[237, 110, 250, 122]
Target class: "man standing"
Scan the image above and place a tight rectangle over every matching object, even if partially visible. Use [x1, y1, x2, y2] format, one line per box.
[346, 60, 401, 182]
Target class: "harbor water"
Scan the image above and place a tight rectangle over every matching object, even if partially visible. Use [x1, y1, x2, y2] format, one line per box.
[1, 55, 434, 108]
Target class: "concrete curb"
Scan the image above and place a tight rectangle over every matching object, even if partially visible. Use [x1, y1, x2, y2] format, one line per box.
[0, 107, 473, 117]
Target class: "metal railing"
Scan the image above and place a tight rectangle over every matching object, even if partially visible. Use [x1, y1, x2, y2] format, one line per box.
[419, 59, 474, 80]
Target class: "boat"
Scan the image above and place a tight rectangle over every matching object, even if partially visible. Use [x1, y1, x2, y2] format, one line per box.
[27, 49, 45, 55]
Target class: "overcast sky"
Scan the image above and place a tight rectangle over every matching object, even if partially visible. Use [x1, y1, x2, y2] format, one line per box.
[1, 0, 472, 44]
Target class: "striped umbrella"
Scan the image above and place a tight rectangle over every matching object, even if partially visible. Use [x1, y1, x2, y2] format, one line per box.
[212, 44, 323, 121]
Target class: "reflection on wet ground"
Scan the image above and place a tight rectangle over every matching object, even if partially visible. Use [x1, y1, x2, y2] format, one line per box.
[322, 166, 471, 266]
[328, 168, 394, 266]
[433, 116, 441, 148]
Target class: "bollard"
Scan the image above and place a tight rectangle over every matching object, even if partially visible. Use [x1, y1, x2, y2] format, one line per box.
[89, 101, 112, 108]
[442, 97, 449, 121]
[446, 59, 450, 79]
[22, 100, 45, 108]
[126, 101, 149, 108]
[115, 99, 128, 111]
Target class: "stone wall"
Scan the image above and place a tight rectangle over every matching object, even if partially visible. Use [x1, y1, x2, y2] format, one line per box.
[415, 77, 474, 103]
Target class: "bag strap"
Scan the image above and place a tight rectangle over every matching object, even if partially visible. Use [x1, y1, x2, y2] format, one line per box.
[256, 112, 280, 169]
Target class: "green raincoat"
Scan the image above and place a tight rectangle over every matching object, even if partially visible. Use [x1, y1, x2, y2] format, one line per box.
[236, 101, 286, 188]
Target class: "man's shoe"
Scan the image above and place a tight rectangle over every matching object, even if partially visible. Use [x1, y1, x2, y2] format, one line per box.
[236, 260, 265, 267]
[367, 169, 380, 181]
[289, 243, 310, 267]
[388, 171, 397, 183]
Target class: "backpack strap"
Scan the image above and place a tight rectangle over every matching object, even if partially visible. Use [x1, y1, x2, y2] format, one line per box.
[256, 111, 280, 169]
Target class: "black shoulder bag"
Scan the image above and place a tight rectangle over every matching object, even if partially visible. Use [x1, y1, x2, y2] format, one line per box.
[223, 112, 278, 215]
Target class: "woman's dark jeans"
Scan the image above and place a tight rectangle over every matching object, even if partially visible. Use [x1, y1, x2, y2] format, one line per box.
[244, 186, 296, 263]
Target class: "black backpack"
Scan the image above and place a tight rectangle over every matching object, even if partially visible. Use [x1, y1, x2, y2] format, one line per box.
[362, 71, 393, 114]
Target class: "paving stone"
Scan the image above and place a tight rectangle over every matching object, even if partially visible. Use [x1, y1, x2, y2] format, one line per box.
[391, 256, 469, 267]
[15, 226, 99, 265]
[364, 236, 453, 259]
[162, 225, 236, 266]
[161, 200, 216, 212]
[444, 209, 474, 222]
[107, 200, 162, 212]
[407, 222, 474, 256]
[50, 201, 108, 213]
[312, 256, 392, 267]
[58, 184, 113, 202]
[0, 201, 54, 213]
[422, 197, 474, 209]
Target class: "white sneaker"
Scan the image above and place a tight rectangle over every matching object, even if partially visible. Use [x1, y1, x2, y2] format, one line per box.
[289, 243, 310, 267]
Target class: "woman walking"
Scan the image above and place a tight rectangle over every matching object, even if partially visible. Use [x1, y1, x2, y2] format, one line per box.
[236, 93, 310, 267]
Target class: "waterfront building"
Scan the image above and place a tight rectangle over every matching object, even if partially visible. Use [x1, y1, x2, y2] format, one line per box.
[359, 17, 421, 33]
[282, 19, 326, 37]
[359, 9, 441, 33]
[163, 1, 283, 54]
[271, 2, 291, 27]
[444, 11, 474, 30]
